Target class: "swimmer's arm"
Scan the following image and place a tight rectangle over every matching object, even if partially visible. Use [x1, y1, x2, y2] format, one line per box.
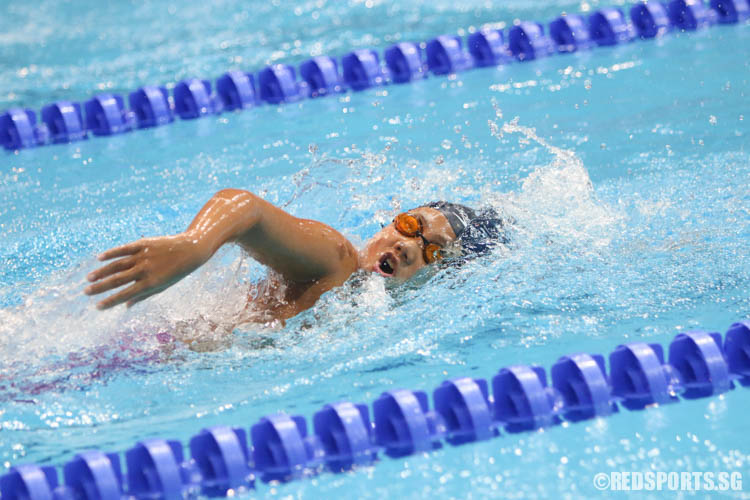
[186, 189, 359, 283]
[85, 189, 358, 309]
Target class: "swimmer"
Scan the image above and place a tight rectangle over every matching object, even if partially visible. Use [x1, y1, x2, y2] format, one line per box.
[85, 189, 505, 322]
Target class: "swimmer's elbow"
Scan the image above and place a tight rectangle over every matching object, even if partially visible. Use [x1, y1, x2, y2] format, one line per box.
[214, 188, 257, 202]
[213, 189, 265, 218]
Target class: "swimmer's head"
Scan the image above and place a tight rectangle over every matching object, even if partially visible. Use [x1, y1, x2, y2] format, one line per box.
[361, 201, 500, 280]
[423, 201, 477, 240]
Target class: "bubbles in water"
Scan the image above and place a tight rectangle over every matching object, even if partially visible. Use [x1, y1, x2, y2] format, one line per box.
[0, 101, 624, 413]
[0, 246, 257, 398]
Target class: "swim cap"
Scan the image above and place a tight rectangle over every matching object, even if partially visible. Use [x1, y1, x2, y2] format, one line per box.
[457, 208, 510, 255]
[422, 201, 510, 258]
[423, 201, 476, 239]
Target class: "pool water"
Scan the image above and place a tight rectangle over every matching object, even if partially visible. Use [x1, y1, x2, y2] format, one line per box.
[1, 0, 749, 498]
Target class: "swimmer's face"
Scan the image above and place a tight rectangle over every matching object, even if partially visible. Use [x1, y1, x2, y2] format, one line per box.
[361, 207, 456, 280]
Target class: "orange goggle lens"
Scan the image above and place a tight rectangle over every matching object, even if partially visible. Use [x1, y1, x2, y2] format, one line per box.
[424, 243, 443, 264]
[393, 213, 421, 236]
[393, 212, 444, 264]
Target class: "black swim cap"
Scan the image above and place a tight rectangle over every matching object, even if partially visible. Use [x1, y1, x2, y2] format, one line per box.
[422, 201, 510, 258]
[457, 209, 510, 255]
[423, 201, 476, 239]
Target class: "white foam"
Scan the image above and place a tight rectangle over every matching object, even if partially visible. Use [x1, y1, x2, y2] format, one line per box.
[484, 105, 622, 252]
[0, 246, 255, 364]
[0, 108, 622, 372]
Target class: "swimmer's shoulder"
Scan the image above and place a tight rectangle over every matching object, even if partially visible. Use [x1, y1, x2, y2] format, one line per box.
[302, 218, 359, 276]
[264, 216, 359, 286]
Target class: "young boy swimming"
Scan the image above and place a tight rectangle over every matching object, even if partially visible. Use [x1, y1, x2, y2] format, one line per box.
[85, 189, 501, 322]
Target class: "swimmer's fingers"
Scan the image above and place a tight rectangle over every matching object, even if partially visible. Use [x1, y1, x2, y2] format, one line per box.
[98, 242, 143, 261]
[84, 267, 141, 297]
[125, 289, 160, 308]
[95, 281, 148, 310]
[125, 280, 172, 308]
[86, 256, 136, 283]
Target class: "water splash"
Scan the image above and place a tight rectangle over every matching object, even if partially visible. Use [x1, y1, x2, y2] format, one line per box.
[0, 246, 257, 399]
[0, 106, 624, 403]
[486, 100, 622, 253]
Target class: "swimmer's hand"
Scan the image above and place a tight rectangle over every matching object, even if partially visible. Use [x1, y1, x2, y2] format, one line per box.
[84, 233, 209, 309]
[84, 188, 358, 312]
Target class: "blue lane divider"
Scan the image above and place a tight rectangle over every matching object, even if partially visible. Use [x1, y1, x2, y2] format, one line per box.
[250, 413, 324, 482]
[341, 49, 388, 91]
[0, 465, 63, 500]
[609, 342, 682, 409]
[549, 15, 596, 52]
[0, 108, 48, 149]
[668, 0, 719, 29]
[63, 451, 124, 500]
[589, 8, 637, 45]
[125, 439, 199, 499]
[313, 402, 377, 471]
[83, 94, 134, 136]
[630, 2, 672, 38]
[433, 378, 496, 444]
[257, 64, 307, 104]
[723, 321, 750, 386]
[711, 0, 750, 22]
[4, 320, 747, 498]
[372, 389, 444, 457]
[669, 331, 731, 398]
[384, 42, 427, 83]
[215, 71, 258, 111]
[550, 353, 617, 421]
[189, 427, 253, 496]
[3, 0, 747, 152]
[173, 79, 222, 119]
[493, 365, 563, 432]
[467, 28, 512, 66]
[508, 22, 555, 61]
[41, 102, 87, 144]
[299, 56, 345, 97]
[425, 35, 474, 75]
[128, 86, 173, 129]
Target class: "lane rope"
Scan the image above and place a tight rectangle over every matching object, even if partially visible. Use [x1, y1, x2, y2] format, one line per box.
[1, 321, 748, 497]
[1, 0, 748, 151]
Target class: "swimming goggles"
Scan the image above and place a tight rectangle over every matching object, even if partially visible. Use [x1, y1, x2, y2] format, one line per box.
[393, 213, 443, 264]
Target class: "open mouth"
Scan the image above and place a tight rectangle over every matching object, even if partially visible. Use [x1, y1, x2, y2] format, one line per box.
[376, 253, 397, 277]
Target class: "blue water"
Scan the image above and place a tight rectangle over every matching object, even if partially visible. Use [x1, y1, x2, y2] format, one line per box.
[1, 0, 749, 498]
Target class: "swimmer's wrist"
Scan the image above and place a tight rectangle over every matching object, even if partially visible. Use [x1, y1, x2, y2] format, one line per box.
[179, 230, 218, 263]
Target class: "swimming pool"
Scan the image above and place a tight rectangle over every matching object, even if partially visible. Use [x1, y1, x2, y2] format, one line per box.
[1, 0, 749, 497]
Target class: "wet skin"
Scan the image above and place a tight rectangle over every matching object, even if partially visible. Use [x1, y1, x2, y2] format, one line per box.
[85, 189, 457, 322]
[359, 207, 456, 281]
